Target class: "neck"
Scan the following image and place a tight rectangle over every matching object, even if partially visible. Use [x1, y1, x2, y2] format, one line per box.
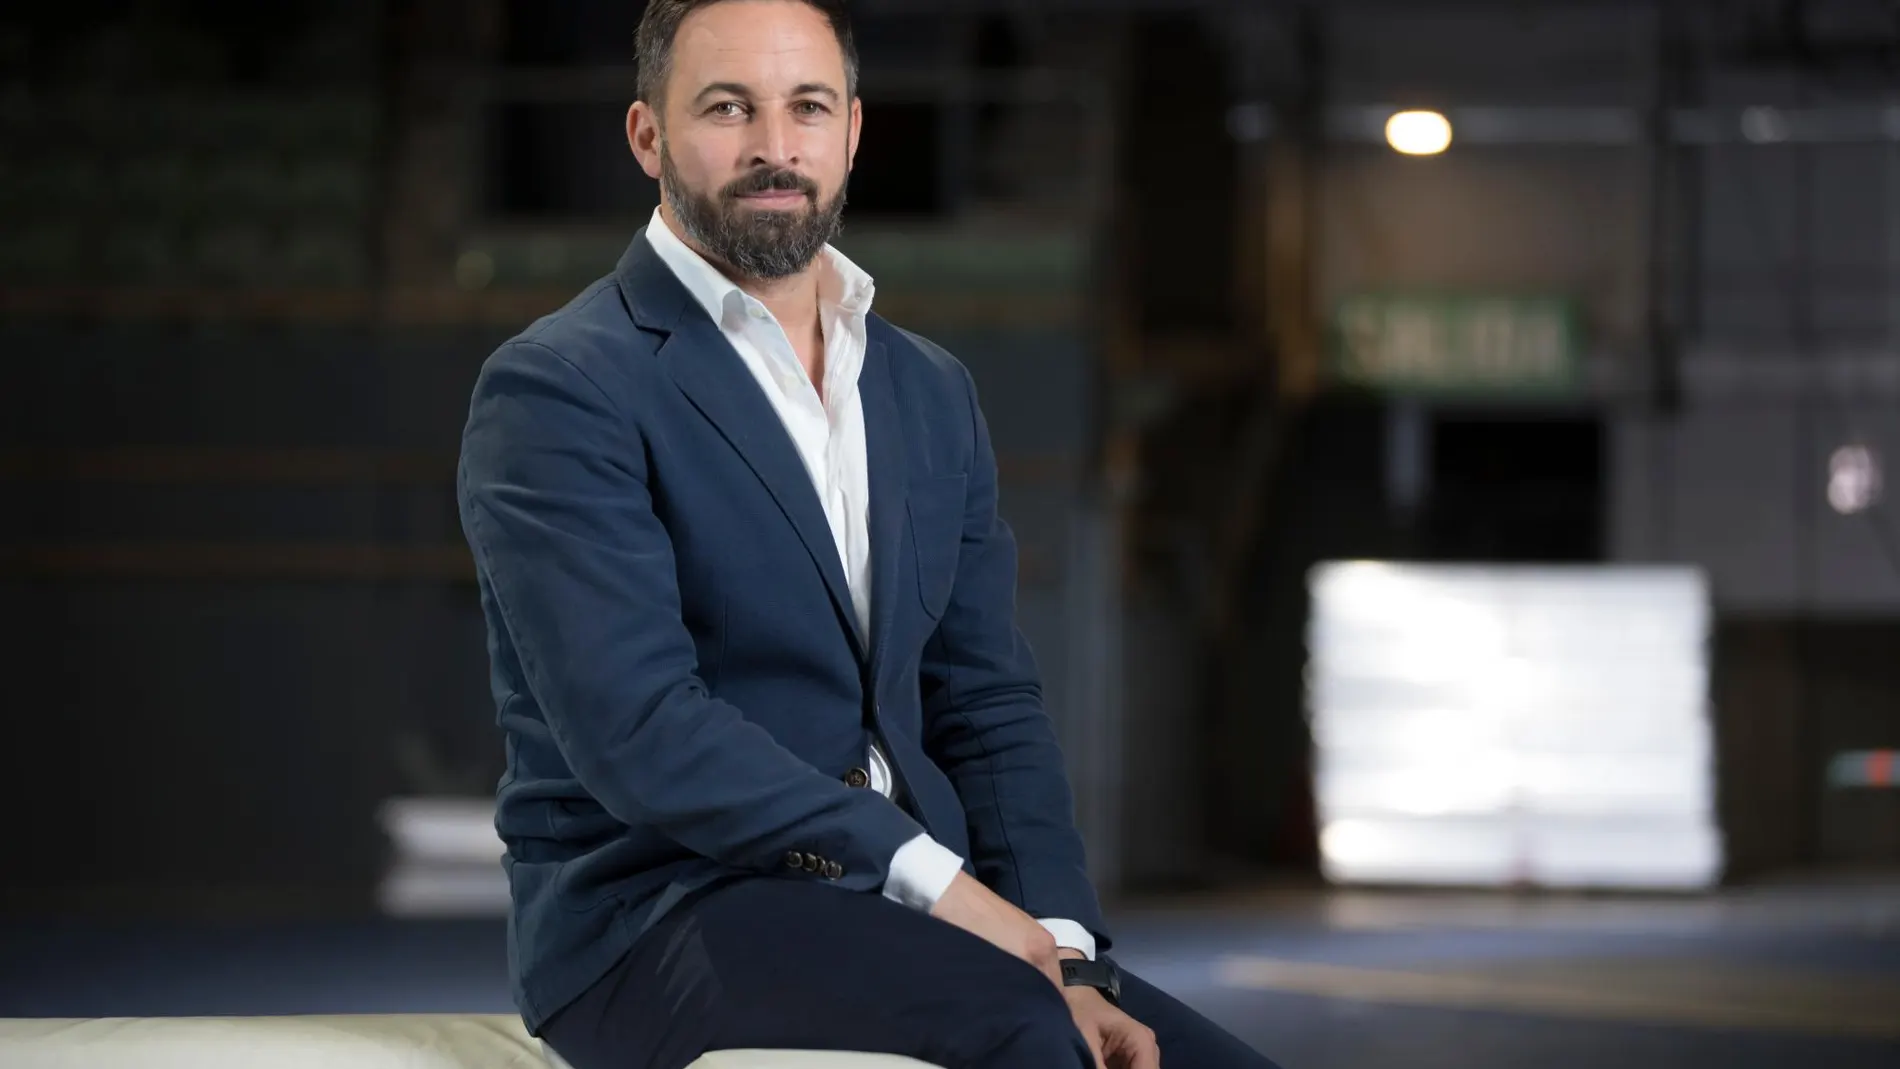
[659, 203, 822, 337]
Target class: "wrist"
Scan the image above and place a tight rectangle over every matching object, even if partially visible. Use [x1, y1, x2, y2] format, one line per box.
[1056, 947, 1088, 961]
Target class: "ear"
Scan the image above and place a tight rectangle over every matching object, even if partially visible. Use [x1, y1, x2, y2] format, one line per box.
[846, 95, 862, 172]
[628, 101, 664, 181]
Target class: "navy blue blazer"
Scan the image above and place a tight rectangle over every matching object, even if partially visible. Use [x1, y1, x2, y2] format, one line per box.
[457, 228, 1108, 1032]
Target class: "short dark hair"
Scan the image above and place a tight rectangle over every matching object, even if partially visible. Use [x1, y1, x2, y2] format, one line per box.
[635, 0, 859, 110]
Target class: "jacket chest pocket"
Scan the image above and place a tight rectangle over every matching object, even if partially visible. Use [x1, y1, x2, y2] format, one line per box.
[905, 474, 967, 619]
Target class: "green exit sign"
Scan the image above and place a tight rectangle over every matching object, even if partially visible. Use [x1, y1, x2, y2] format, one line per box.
[1330, 294, 1581, 397]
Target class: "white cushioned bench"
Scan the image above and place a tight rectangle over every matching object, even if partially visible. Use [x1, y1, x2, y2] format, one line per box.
[0, 1015, 943, 1069]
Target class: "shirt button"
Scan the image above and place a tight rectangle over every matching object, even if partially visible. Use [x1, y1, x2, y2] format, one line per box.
[824, 861, 843, 880]
[802, 853, 822, 873]
[843, 767, 870, 789]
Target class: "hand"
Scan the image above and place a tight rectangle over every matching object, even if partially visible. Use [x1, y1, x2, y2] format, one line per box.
[1059, 951, 1159, 1069]
[928, 871, 1062, 987]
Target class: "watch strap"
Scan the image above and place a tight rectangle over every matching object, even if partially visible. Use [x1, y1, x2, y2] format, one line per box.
[1059, 957, 1121, 1005]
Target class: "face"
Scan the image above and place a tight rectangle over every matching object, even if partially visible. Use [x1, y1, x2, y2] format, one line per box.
[627, 0, 861, 281]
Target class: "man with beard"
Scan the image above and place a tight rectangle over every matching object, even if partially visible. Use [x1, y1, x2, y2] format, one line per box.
[456, 3, 1281, 1068]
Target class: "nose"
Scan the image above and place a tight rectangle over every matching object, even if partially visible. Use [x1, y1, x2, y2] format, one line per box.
[748, 104, 798, 171]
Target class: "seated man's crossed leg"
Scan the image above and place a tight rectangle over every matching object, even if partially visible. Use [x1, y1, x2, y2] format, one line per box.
[540, 878, 1280, 1069]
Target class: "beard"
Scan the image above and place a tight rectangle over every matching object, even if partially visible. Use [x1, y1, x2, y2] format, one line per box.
[660, 142, 848, 281]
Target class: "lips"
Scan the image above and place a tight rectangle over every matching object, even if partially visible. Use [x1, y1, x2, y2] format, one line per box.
[736, 190, 807, 206]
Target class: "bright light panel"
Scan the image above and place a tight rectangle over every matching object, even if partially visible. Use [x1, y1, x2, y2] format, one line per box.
[1386, 110, 1453, 155]
[376, 796, 508, 916]
[1307, 563, 1722, 890]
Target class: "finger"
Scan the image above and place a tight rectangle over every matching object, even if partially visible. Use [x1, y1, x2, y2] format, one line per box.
[1072, 1017, 1107, 1069]
[1102, 1023, 1160, 1069]
[1129, 1029, 1161, 1069]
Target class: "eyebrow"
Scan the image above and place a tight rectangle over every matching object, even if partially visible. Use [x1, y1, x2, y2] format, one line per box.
[692, 81, 841, 105]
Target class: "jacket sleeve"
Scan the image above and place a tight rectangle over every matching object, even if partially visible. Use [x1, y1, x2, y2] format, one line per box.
[458, 340, 926, 892]
[917, 363, 1110, 949]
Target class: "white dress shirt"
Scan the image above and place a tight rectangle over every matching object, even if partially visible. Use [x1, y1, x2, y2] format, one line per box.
[643, 209, 1094, 960]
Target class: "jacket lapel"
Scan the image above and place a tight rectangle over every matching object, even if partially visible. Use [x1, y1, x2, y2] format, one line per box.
[619, 229, 867, 662]
[860, 336, 908, 685]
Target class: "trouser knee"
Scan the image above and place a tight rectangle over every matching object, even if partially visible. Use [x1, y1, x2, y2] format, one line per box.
[969, 998, 1092, 1069]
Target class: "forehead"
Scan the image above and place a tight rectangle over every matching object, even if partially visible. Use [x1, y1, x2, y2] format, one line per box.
[670, 0, 846, 93]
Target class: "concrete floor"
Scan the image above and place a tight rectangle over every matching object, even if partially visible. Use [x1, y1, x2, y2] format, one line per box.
[1109, 879, 1900, 1067]
[3, 879, 1897, 1068]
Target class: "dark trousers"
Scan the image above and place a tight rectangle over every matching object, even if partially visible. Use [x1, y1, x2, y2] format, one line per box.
[540, 877, 1281, 1069]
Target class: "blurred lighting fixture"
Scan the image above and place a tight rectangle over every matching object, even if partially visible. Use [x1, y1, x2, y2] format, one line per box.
[1828, 444, 1882, 515]
[1306, 563, 1721, 890]
[1385, 110, 1452, 155]
[1740, 106, 1788, 144]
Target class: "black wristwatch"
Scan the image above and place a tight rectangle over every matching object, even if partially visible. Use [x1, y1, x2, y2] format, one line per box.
[1059, 957, 1121, 1006]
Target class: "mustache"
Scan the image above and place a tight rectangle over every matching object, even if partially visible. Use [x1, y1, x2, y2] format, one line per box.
[722, 168, 818, 201]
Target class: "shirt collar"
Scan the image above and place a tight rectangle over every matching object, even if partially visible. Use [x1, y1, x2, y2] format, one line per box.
[642, 206, 875, 328]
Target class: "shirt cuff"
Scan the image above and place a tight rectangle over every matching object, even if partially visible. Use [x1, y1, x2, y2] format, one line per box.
[881, 833, 964, 912]
[1038, 918, 1097, 960]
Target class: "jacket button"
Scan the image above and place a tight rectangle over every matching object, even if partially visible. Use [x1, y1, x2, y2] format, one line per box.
[803, 854, 822, 873]
[843, 767, 869, 789]
[784, 851, 803, 869]
[824, 861, 843, 879]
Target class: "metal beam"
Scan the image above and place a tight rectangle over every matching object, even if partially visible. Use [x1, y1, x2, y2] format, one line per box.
[476, 64, 1109, 108]
[1227, 103, 1900, 146]
[852, 0, 1670, 12]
